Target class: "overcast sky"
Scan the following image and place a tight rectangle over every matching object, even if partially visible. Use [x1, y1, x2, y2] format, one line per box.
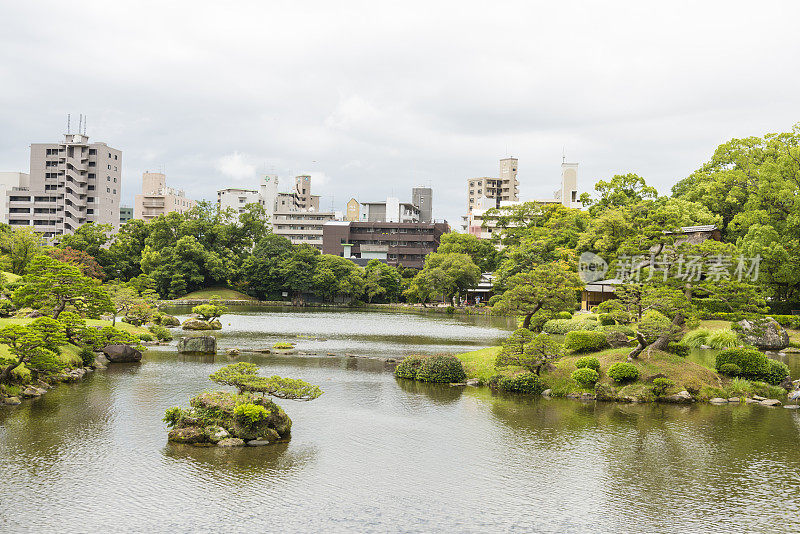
[1, 1, 798, 225]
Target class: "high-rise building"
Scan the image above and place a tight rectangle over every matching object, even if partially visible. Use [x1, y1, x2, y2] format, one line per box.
[135, 171, 196, 221]
[412, 186, 432, 223]
[217, 187, 260, 214]
[0, 172, 29, 225]
[6, 132, 121, 237]
[467, 157, 519, 214]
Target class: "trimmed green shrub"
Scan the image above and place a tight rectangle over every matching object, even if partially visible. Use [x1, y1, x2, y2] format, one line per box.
[564, 331, 610, 353]
[490, 373, 544, 395]
[149, 324, 173, 341]
[764, 359, 790, 386]
[571, 368, 599, 387]
[394, 356, 425, 380]
[706, 329, 739, 349]
[542, 318, 599, 334]
[138, 333, 154, 342]
[575, 356, 600, 371]
[666, 342, 689, 357]
[272, 342, 295, 349]
[78, 346, 95, 367]
[557, 311, 573, 320]
[681, 328, 711, 348]
[163, 407, 188, 428]
[598, 313, 615, 326]
[608, 362, 639, 383]
[233, 403, 269, 427]
[715, 348, 770, 381]
[718, 363, 742, 376]
[417, 355, 467, 383]
[652, 377, 675, 396]
[750, 381, 788, 400]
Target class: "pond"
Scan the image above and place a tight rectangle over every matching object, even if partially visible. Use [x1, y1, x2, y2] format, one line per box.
[1, 308, 799, 533]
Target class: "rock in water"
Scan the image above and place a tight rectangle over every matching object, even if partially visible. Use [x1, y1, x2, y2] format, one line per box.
[168, 427, 205, 444]
[177, 336, 217, 354]
[161, 315, 181, 327]
[102, 344, 143, 363]
[736, 318, 790, 350]
[182, 318, 213, 331]
[209, 319, 223, 330]
[217, 438, 245, 447]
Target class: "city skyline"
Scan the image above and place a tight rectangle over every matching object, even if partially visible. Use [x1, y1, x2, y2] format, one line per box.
[1, 1, 798, 225]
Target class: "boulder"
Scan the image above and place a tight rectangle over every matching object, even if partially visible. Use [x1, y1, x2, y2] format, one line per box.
[102, 344, 143, 363]
[217, 438, 245, 447]
[182, 318, 213, 331]
[177, 336, 217, 355]
[760, 398, 782, 407]
[541, 388, 552, 397]
[161, 315, 181, 327]
[465, 379, 479, 387]
[663, 390, 694, 404]
[736, 317, 790, 350]
[204, 426, 230, 444]
[709, 397, 728, 404]
[728, 397, 740, 403]
[168, 426, 206, 444]
[605, 331, 630, 348]
[209, 319, 223, 330]
[259, 428, 281, 442]
[3, 396, 21, 405]
[246, 440, 271, 446]
[21, 386, 44, 398]
[225, 348, 240, 356]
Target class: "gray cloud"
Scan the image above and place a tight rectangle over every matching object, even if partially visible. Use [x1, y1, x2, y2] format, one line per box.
[1, 0, 798, 225]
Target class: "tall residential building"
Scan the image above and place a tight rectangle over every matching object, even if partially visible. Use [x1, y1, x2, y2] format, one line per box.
[6, 132, 121, 237]
[217, 187, 260, 214]
[134, 171, 196, 222]
[467, 157, 519, 214]
[412, 187, 433, 223]
[0, 172, 29, 224]
[361, 197, 420, 223]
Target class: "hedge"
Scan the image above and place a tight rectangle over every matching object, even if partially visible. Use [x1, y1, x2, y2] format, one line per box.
[489, 373, 545, 395]
[714, 348, 788, 384]
[542, 318, 599, 335]
[564, 331, 610, 353]
[416, 355, 467, 383]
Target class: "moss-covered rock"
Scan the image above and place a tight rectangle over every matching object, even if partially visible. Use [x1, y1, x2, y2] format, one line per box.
[182, 318, 213, 331]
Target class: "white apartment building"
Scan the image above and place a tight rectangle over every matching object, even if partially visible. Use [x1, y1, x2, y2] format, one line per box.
[134, 172, 196, 222]
[0, 172, 29, 224]
[217, 187, 260, 214]
[361, 197, 420, 223]
[6, 132, 121, 237]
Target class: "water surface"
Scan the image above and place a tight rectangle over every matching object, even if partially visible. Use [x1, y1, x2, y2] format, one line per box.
[1, 309, 799, 533]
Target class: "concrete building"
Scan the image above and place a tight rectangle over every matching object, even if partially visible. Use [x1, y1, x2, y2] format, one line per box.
[217, 187, 260, 214]
[412, 187, 433, 223]
[6, 132, 121, 237]
[345, 198, 360, 221]
[0, 172, 29, 224]
[361, 197, 420, 223]
[134, 171, 195, 222]
[463, 160, 581, 235]
[119, 206, 133, 224]
[322, 220, 450, 269]
[467, 157, 519, 214]
[272, 210, 336, 249]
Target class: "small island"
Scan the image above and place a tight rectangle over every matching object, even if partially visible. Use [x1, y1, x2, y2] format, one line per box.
[164, 362, 322, 447]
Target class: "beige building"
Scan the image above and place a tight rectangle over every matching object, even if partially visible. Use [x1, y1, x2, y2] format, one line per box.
[467, 157, 519, 214]
[272, 210, 336, 249]
[345, 198, 360, 221]
[6, 132, 121, 237]
[134, 171, 195, 222]
[0, 172, 29, 224]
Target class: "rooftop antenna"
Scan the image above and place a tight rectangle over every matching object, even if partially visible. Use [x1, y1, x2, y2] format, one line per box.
[78, 114, 83, 134]
[83, 116, 87, 135]
[66, 114, 71, 134]
[562, 146, 566, 164]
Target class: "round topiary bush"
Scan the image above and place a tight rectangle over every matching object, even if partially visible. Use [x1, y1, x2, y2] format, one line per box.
[394, 356, 425, 380]
[607, 362, 640, 383]
[564, 331, 610, 353]
[416, 355, 467, 383]
[571, 367, 600, 387]
[233, 403, 269, 427]
[557, 311, 573, 320]
[575, 356, 601, 371]
[715, 348, 770, 380]
[718, 363, 742, 377]
[652, 377, 675, 396]
[764, 359, 790, 386]
[666, 342, 689, 357]
[598, 313, 616, 326]
[490, 373, 545, 395]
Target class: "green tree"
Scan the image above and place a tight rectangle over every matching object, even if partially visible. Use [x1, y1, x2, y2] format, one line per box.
[0, 226, 44, 275]
[496, 330, 564, 375]
[0, 318, 69, 381]
[492, 262, 582, 330]
[192, 296, 228, 322]
[239, 234, 294, 299]
[106, 281, 158, 326]
[437, 232, 501, 272]
[13, 256, 113, 319]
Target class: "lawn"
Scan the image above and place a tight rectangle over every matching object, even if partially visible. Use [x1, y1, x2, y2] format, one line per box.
[0, 317, 150, 336]
[456, 346, 502, 382]
[176, 287, 255, 301]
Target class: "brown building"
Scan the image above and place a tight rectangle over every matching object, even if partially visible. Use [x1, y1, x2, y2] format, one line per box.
[322, 220, 450, 269]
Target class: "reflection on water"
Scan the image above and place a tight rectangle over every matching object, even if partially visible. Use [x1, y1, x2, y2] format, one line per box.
[1, 309, 799, 533]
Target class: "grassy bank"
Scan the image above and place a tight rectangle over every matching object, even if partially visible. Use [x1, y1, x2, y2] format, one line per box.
[176, 287, 255, 301]
[0, 317, 150, 336]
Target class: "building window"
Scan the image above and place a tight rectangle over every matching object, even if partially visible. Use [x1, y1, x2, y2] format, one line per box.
[87, 209, 94, 214]
[88, 185, 95, 191]
[89, 149, 97, 155]
[107, 187, 110, 193]
[89, 161, 96, 167]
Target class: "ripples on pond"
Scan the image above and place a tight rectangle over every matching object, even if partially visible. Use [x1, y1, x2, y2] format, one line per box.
[1, 309, 799, 533]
